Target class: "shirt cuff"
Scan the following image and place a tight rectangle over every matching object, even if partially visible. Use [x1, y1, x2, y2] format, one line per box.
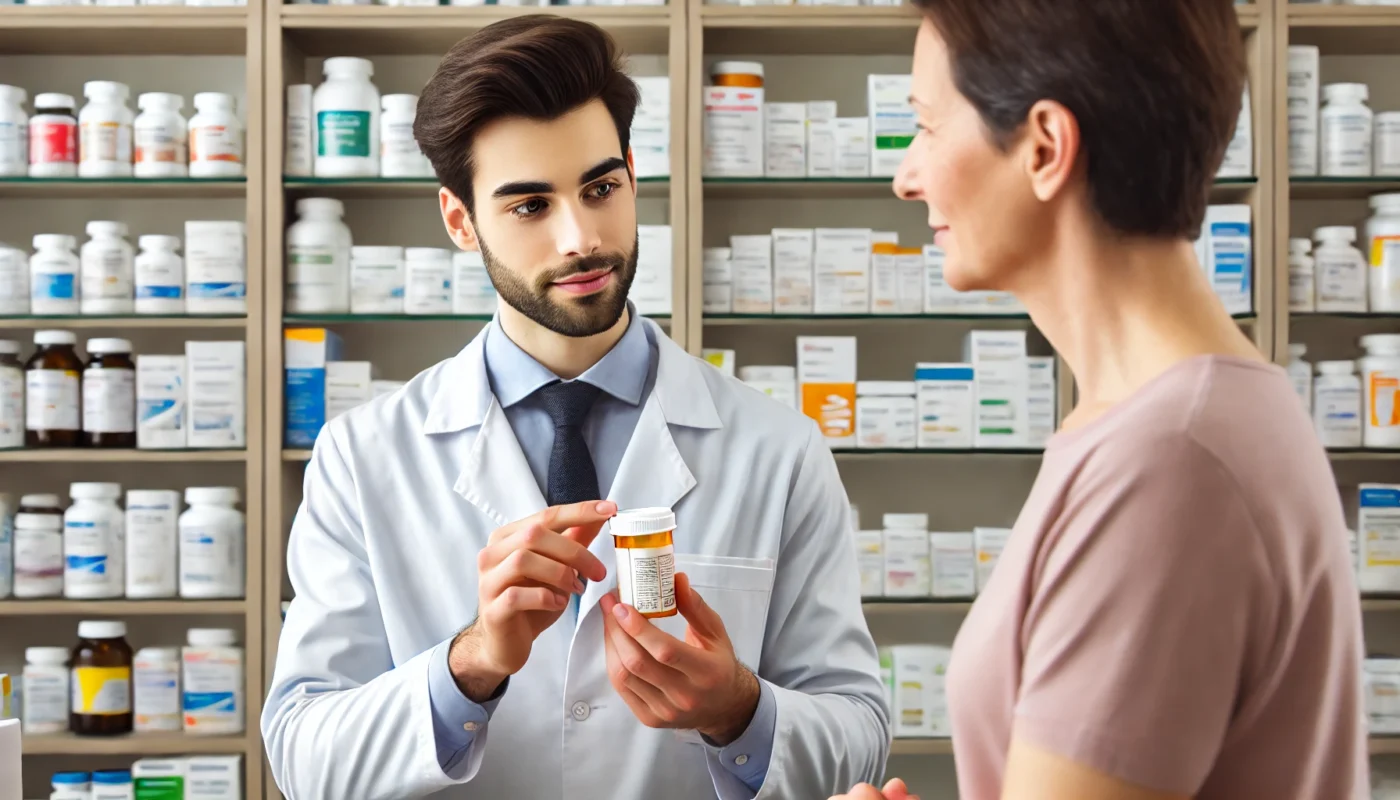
[710, 679, 778, 792]
[427, 637, 507, 772]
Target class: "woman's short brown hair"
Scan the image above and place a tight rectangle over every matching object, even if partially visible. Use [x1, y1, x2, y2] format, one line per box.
[911, 0, 1246, 240]
[414, 15, 640, 214]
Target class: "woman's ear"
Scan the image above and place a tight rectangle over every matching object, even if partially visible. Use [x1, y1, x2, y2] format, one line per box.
[1022, 99, 1081, 203]
[439, 186, 481, 251]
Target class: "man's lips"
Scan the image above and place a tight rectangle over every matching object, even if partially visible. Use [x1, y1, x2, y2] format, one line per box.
[552, 267, 614, 295]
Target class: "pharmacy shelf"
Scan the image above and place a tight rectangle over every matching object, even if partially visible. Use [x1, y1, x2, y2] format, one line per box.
[1290, 177, 1400, 200]
[22, 732, 253, 756]
[0, 448, 247, 463]
[279, 4, 674, 56]
[283, 176, 670, 199]
[0, 5, 248, 56]
[701, 176, 1258, 200]
[0, 600, 247, 616]
[0, 177, 248, 199]
[889, 739, 954, 756]
[1328, 449, 1400, 463]
[1374, 737, 1400, 756]
[1289, 6, 1400, 55]
[704, 313, 1032, 325]
[835, 449, 1042, 462]
[1364, 598, 1400, 612]
[283, 313, 670, 327]
[0, 315, 247, 330]
[863, 600, 972, 615]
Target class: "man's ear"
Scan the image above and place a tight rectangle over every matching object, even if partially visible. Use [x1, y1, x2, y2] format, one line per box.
[439, 186, 480, 251]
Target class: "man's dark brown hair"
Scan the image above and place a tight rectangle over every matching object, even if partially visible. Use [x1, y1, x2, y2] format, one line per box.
[415, 15, 640, 215]
[910, 0, 1246, 240]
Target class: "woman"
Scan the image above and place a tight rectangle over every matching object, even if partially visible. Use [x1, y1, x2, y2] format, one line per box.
[837, 1, 1368, 798]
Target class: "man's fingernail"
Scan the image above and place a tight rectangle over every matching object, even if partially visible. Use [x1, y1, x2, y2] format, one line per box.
[597, 501, 615, 514]
[612, 604, 628, 621]
[573, 579, 585, 594]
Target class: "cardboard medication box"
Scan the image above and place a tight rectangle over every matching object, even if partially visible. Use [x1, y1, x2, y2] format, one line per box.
[185, 341, 245, 449]
[1196, 204, 1252, 316]
[797, 336, 857, 448]
[930, 531, 976, 598]
[326, 361, 373, 421]
[964, 330, 1029, 449]
[813, 228, 871, 314]
[890, 644, 952, 738]
[868, 74, 916, 178]
[136, 355, 186, 450]
[855, 530, 884, 597]
[631, 76, 671, 179]
[915, 363, 975, 449]
[703, 85, 764, 177]
[765, 102, 807, 178]
[975, 527, 1012, 592]
[284, 328, 344, 449]
[772, 228, 815, 314]
[633, 224, 674, 316]
[1359, 483, 1400, 593]
[730, 234, 774, 313]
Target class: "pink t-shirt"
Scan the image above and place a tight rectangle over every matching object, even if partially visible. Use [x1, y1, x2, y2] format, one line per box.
[948, 356, 1369, 798]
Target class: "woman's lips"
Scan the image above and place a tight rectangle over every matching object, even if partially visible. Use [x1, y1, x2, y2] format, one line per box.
[552, 268, 614, 295]
[933, 227, 950, 248]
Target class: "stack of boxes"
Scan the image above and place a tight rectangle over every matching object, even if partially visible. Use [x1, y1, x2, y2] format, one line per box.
[856, 513, 1010, 600]
[631, 225, 674, 318]
[880, 644, 953, 739]
[283, 328, 401, 449]
[136, 342, 246, 450]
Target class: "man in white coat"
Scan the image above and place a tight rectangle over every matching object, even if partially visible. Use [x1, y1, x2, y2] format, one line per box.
[261, 14, 890, 800]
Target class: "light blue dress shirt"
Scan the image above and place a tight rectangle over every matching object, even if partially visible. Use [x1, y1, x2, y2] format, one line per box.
[426, 308, 777, 790]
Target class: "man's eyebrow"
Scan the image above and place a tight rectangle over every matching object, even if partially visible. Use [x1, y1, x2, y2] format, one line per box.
[492, 179, 553, 199]
[580, 157, 628, 185]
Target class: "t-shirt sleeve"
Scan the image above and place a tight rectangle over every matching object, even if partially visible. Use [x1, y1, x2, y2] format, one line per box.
[1012, 436, 1274, 795]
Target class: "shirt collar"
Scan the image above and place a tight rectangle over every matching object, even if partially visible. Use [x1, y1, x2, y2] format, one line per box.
[483, 303, 651, 409]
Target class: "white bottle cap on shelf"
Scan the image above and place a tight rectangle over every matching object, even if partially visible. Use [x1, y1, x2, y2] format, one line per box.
[187, 628, 237, 647]
[185, 486, 239, 505]
[24, 647, 69, 665]
[77, 620, 127, 639]
[86, 338, 132, 355]
[1314, 225, 1357, 244]
[70, 482, 121, 500]
[34, 330, 76, 347]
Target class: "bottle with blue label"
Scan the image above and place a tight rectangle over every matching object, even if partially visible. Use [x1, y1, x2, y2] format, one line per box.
[30, 234, 79, 315]
[313, 57, 379, 178]
[63, 482, 124, 600]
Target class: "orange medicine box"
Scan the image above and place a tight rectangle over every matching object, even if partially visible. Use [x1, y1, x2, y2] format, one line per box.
[798, 336, 857, 449]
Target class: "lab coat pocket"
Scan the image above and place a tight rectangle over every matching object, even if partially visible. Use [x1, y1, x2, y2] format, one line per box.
[669, 554, 775, 671]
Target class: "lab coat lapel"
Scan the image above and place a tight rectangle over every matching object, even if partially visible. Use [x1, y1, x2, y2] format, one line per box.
[448, 374, 547, 528]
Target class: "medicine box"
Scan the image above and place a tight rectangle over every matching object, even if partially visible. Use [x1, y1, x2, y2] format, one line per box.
[814, 228, 871, 314]
[855, 530, 884, 597]
[915, 363, 975, 449]
[632, 77, 671, 179]
[1197, 205, 1252, 316]
[133, 758, 184, 800]
[870, 232, 902, 315]
[136, 355, 187, 450]
[797, 336, 857, 448]
[371, 379, 404, 399]
[452, 250, 496, 315]
[730, 234, 773, 313]
[284, 328, 344, 449]
[633, 224, 674, 316]
[855, 381, 917, 449]
[1026, 356, 1057, 447]
[890, 645, 950, 738]
[701, 349, 736, 378]
[326, 361, 373, 421]
[807, 101, 838, 178]
[975, 527, 1012, 592]
[923, 245, 958, 314]
[930, 532, 976, 598]
[1366, 658, 1400, 735]
[703, 85, 765, 177]
[1360, 484, 1400, 593]
[285, 85, 313, 177]
[772, 228, 815, 314]
[185, 341, 245, 449]
[896, 247, 924, 314]
[765, 102, 807, 178]
[1287, 46, 1320, 176]
[883, 528, 931, 597]
[702, 247, 733, 314]
[1217, 82, 1253, 179]
[739, 365, 797, 410]
[835, 116, 871, 177]
[964, 330, 1029, 449]
[868, 75, 916, 177]
[186, 755, 242, 800]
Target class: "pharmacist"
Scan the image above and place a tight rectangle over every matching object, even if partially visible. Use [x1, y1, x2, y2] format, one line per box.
[261, 15, 889, 800]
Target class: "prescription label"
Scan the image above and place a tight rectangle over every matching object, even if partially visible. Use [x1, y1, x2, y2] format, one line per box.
[317, 110, 371, 158]
[80, 120, 131, 164]
[26, 369, 80, 431]
[1372, 371, 1400, 429]
[616, 545, 676, 615]
[31, 121, 76, 165]
[72, 665, 131, 715]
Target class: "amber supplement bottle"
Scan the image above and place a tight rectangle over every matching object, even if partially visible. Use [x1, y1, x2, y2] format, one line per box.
[610, 507, 678, 619]
[82, 338, 136, 448]
[70, 619, 134, 736]
[25, 330, 82, 448]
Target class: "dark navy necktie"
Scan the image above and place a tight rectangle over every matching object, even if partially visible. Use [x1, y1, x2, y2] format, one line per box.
[537, 380, 603, 506]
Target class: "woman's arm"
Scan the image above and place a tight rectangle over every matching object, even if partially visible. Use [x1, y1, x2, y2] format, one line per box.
[1001, 737, 1188, 800]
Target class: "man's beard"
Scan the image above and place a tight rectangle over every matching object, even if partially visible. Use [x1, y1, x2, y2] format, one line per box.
[479, 231, 638, 338]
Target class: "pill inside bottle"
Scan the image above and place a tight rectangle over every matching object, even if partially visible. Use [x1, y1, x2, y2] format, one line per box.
[611, 507, 678, 619]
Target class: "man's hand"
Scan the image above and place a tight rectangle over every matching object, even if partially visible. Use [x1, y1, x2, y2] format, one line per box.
[828, 779, 918, 800]
[600, 572, 760, 745]
[449, 500, 615, 702]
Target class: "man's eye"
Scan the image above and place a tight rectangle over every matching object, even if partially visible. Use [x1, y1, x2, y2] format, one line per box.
[592, 183, 616, 198]
[514, 199, 546, 217]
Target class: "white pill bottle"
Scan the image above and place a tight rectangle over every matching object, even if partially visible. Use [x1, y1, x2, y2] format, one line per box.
[286, 197, 352, 313]
[181, 628, 243, 734]
[1288, 343, 1312, 417]
[1289, 238, 1315, 312]
[179, 486, 244, 599]
[1368, 193, 1400, 313]
[379, 93, 432, 178]
[133, 646, 181, 733]
[0, 84, 28, 177]
[314, 57, 380, 177]
[188, 92, 244, 178]
[21, 646, 70, 734]
[1315, 360, 1364, 449]
[133, 92, 187, 179]
[80, 221, 135, 315]
[125, 488, 180, 599]
[0, 240, 29, 316]
[134, 235, 184, 314]
[63, 482, 125, 600]
[404, 247, 453, 315]
[1362, 334, 1400, 449]
[1321, 82, 1373, 177]
[30, 234, 80, 315]
[1314, 225, 1368, 312]
[78, 81, 134, 178]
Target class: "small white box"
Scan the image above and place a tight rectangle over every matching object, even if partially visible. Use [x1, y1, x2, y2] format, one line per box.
[896, 246, 924, 314]
[285, 85, 313, 177]
[855, 530, 884, 597]
[703, 85, 765, 177]
[1196, 204, 1252, 316]
[703, 283, 733, 314]
[633, 225, 673, 316]
[930, 532, 976, 598]
[868, 74, 916, 177]
[869, 232, 901, 314]
[133, 759, 185, 796]
[632, 76, 671, 179]
[1366, 658, 1400, 735]
[772, 228, 814, 314]
[922, 244, 959, 314]
[765, 102, 807, 178]
[1360, 484, 1400, 593]
[730, 234, 773, 313]
[702, 247, 733, 314]
[186, 755, 243, 800]
[1027, 356, 1057, 448]
[856, 381, 917, 449]
[185, 341, 245, 449]
[915, 362, 974, 449]
[1217, 82, 1253, 179]
[835, 117, 871, 177]
[739, 364, 797, 409]
[797, 336, 857, 448]
[965, 331, 1029, 449]
[326, 361, 373, 421]
[452, 250, 497, 315]
[890, 645, 949, 738]
[701, 349, 736, 377]
[975, 527, 1012, 592]
[814, 228, 871, 314]
[135, 355, 186, 450]
[807, 101, 838, 178]
[883, 528, 931, 597]
[1288, 46, 1320, 177]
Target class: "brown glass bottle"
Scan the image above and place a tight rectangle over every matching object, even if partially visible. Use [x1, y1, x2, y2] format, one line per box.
[82, 338, 136, 448]
[25, 330, 82, 448]
[69, 620, 134, 736]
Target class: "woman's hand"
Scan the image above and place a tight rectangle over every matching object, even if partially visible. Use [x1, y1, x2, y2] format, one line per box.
[828, 778, 918, 800]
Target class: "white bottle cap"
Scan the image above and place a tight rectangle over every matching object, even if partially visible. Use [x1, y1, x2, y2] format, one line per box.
[185, 486, 239, 505]
[323, 56, 374, 78]
[856, 381, 917, 396]
[70, 482, 122, 501]
[15, 513, 61, 531]
[1314, 225, 1357, 245]
[1372, 193, 1400, 212]
[135, 646, 179, 663]
[138, 235, 181, 252]
[193, 92, 235, 113]
[295, 197, 345, 219]
[34, 93, 75, 111]
[404, 247, 452, 262]
[1289, 343, 1307, 359]
[1289, 238, 1312, 255]
[610, 507, 676, 537]
[0, 340, 19, 355]
[882, 513, 929, 530]
[77, 620, 127, 639]
[86, 338, 132, 355]
[1361, 334, 1400, 355]
[187, 628, 237, 647]
[381, 94, 418, 114]
[83, 80, 130, 101]
[0, 85, 26, 105]
[85, 221, 128, 239]
[1323, 82, 1369, 104]
[20, 493, 60, 509]
[1319, 360, 1357, 375]
[711, 61, 765, 79]
[137, 92, 183, 112]
[127, 489, 178, 507]
[25, 646, 70, 666]
[34, 330, 77, 347]
[32, 234, 75, 251]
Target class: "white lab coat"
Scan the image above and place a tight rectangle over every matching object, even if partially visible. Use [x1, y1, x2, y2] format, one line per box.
[262, 318, 890, 800]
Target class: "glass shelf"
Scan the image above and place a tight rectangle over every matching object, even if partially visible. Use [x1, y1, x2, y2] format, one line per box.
[284, 175, 669, 197]
[284, 176, 669, 184]
[1291, 176, 1400, 199]
[1293, 312, 1400, 319]
[703, 176, 1254, 199]
[0, 314, 246, 328]
[285, 313, 672, 323]
[834, 448, 1044, 457]
[0, 176, 245, 185]
[705, 313, 1032, 323]
[0, 176, 247, 198]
